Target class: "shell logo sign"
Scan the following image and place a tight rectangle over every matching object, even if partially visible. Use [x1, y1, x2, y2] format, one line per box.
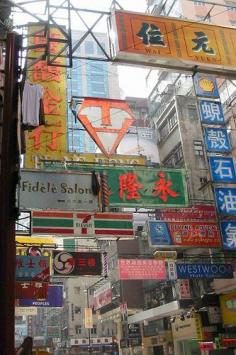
[77, 98, 135, 157]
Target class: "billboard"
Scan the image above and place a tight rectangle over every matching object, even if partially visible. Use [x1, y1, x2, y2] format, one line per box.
[53, 251, 102, 276]
[118, 259, 166, 280]
[109, 10, 236, 74]
[32, 211, 134, 240]
[155, 204, 216, 221]
[20, 170, 99, 211]
[149, 221, 221, 247]
[176, 263, 233, 279]
[18, 285, 64, 307]
[16, 282, 49, 299]
[24, 25, 67, 169]
[106, 167, 188, 208]
[93, 282, 112, 311]
[16, 256, 50, 282]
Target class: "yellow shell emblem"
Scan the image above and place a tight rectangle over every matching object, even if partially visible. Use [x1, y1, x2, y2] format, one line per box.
[198, 78, 215, 93]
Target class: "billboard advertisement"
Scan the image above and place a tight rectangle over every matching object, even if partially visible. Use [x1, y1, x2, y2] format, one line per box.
[155, 204, 216, 221]
[93, 282, 112, 311]
[16, 282, 49, 299]
[20, 170, 99, 211]
[16, 256, 50, 282]
[176, 263, 233, 279]
[18, 285, 64, 307]
[149, 221, 221, 247]
[53, 251, 102, 276]
[118, 259, 166, 280]
[32, 210, 134, 240]
[109, 10, 236, 74]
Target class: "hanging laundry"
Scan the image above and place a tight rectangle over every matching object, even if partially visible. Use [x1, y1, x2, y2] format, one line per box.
[22, 80, 44, 127]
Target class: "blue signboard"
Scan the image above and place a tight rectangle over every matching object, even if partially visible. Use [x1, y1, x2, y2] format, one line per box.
[176, 263, 233, 279]
[16, 256, 50, 281]
[204, 128, 231, 153]
[193, 74, 220, 98]
[149, 221, 172, 246]
[18, 285, 63, 307]
[214, 187, 236, 216]
[209, 156, 236, 183]
[220, 221, 236, 250]
[199, 100, 224, 124]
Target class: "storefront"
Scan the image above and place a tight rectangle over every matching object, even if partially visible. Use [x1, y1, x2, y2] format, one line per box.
[171, 314, 203, 355]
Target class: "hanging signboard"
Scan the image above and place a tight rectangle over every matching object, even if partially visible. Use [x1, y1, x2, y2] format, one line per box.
[220, 221, 236, 250]
[17, 285, 64, 308]
[204, 128, 232, 153]
[118, 259, 166, 280]
[176, 263, 233, 279]
[32, 211, 134, 239]
[84, 308, 93, 329]
[16, 256, 50, 282]
[109, 10, 236, 75]
[214, 187, 236, 216]
[20, 170, 99, 211]
[53, 251, 102, 276]
[193, 74, 220, 98]
[209, 156, 236, 183]
[149, 221, 221, 247]
[16, 282, 49, 299]
[93, 282, 112, 311]
[198, 100, 225, 124]
[155, 204, 216, 221]
[105, 167, 188, 208]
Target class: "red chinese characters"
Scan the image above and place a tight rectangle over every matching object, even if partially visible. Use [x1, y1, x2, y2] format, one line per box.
[119, 172, 144, 200]
[152, 172, 179, 202]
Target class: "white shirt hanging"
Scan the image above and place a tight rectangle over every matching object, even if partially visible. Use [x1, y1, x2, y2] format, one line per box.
[22, 80, 44, 126]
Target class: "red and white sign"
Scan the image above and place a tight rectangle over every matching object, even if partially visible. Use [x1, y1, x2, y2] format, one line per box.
[168, 221, 221, 247]
[16, 282, 49, 299]
[177, 279, 191, 299]
[199, 342, 214, 350]
[118, 259, 166, 280]
[93, 282, 112, 311]
[156, 204, 216, 221]
[77, 98, 135, 157]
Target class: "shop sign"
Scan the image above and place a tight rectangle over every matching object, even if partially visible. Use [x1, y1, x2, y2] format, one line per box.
[220, 291, 236, 325]
[198, 100, 225, 124]
[176, 263, 233, 279]
[154, 251, 177, 260]
[15, 307, 38, 316]
[193, 74, 220, 98]
[17, 285, 63, 308]
[155, 204, 216, 221]
[220, 221, 236, 250]
[149, 221, 221, 247]
[215, 187, 236, 216]
[199, 342, 214, 350]
[120, 303, 128, 322]
[16, 256, 50, 282]
[24, 25, 67, 169]
[93, 283, 112, 311]
[77, 98, 135, 157]
[16, 282, 49, 299]
[118, 259, 166, 280]
[32, 210, 134, 240]
[177, 279, 191, 299]
[109, 11, 236, 74]
[172, 317, 200, 339]
[128, 323, 141, 339]
[20, 170, 99, 211]
[106, 167, 188, 208]
[209, 156, 236, 183]
[204, 128, 232, 153]
[84, 308, 93, 329]
[53, 251, 102, 276]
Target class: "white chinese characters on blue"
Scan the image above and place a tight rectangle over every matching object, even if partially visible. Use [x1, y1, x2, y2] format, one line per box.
[215, 187, 236, 216]
[199, 100, 225, 124]
[220, 221, 236, 250]
[204, 127, 232, 153]
[209, 156, 236, 183]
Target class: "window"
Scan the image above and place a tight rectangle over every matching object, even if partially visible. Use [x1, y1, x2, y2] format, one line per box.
[75, 306, 81, 314]
[74, 287, 80, 294]
[84, 41, 94, 54]
[75, 325, 82, 335]
[193, 140, 204, 156]
[91, 325, 97, 335]
[188, 106, 198, 120]
[159, 111, 178, 141]
[97, 42, 106, 55]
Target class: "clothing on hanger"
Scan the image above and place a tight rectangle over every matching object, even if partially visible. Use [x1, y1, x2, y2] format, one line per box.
[22, 80, 44, 127]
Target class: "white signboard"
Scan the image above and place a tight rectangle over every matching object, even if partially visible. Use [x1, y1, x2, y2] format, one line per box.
[15, 307, 38, 316]
[20, 170, 99, 211]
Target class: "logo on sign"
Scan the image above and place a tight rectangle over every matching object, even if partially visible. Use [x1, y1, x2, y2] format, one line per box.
[77, 98, 135, 157]
[53, 252, 75, 275]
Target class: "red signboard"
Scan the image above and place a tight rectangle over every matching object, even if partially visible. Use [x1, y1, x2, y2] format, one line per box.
[16, 282, 49, 299]
[168, 221, 221, 247]
[156, 204, 216, 221]
[199, 342, 214, 350]
[118, 259, 166, 280]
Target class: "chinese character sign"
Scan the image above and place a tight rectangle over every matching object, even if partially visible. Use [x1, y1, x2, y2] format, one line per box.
[110, 11, 236, 72]
[209, 156, 236, 183]
[16, 256, 50, 282]
[107, 167, 188, 208]
[204, 128, 231, 153]
[118, 259, 166, 280]
[215, 187, 236, 216]
[199, 100, 224, 124]
[220, 221, 236, 250]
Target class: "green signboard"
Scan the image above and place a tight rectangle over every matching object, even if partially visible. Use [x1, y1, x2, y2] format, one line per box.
[106, 167, 188, 208]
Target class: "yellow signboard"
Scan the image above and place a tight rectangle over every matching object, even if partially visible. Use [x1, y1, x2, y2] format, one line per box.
[84, 307, 93, 329]
[110, 10, 236, 74]
[220, 291, 236, 325]
[24, 25, 67, 169]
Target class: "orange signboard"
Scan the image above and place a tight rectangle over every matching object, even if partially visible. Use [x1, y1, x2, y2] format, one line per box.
[24, 25, 67, 168]
[110, 10, 236, 73]
[77, 98, 135, 157]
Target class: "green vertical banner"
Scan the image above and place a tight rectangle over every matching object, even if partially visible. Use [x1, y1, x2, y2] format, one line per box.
[106, 167, 188, 208]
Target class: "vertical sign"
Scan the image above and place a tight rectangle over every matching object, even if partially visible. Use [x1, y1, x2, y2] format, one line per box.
[84, 308, 93, 329]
